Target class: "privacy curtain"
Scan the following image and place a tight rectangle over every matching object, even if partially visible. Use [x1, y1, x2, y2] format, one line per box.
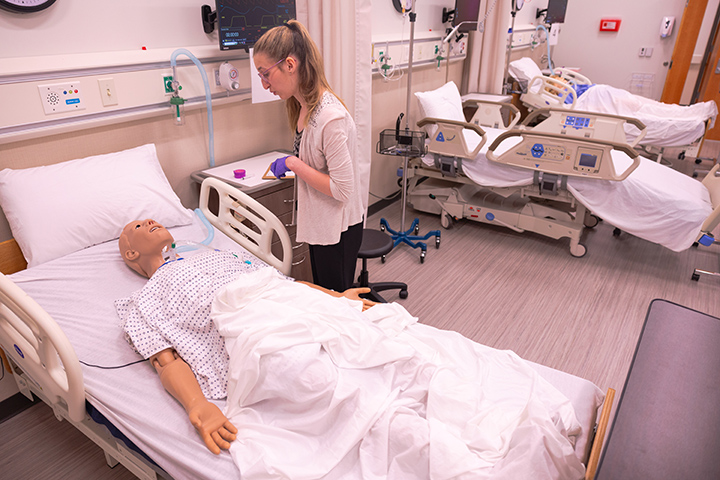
[462, 0, 511, 95]
[297, 0, 373, 213]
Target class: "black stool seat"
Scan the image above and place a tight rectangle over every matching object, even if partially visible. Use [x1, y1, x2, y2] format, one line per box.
[355, 229, 408, 302]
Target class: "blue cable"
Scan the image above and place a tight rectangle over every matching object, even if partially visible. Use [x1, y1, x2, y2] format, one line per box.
[170, 48, 216, 167]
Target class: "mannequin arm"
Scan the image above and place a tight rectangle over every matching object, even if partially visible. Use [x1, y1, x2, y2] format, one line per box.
[150, 349, 238, 454]
[297, 282, 378, 311]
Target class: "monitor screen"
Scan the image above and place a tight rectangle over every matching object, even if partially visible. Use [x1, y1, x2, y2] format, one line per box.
[579, 153, 597, 168]
[546, 0, 568, 24]
[452, 0, 482, 33]
[216, 0, 296, 52]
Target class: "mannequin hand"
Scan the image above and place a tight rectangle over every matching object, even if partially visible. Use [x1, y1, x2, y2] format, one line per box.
[188, 400, 238, 454]
[341, 287, 378, 311]
[270, 156, 291, 178]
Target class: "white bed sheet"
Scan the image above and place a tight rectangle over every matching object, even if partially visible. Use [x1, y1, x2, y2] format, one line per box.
[575, 84, 717, 148]
[9, 211, 603, 479]
[424, 127, 713, 252]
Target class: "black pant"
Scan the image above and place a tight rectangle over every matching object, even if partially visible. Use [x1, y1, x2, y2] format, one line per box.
[309, 222, 364, 292]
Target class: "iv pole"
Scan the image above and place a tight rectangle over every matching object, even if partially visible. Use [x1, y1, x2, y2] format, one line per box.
[379, 1, 441, 263]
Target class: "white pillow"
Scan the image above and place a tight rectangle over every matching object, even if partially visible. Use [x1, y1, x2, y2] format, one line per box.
[0, 144, 193, 267]
[415, 81, 465, 126]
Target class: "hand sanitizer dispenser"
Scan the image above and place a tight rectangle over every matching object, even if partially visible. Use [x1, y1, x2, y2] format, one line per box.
[660, 16, 675, 38]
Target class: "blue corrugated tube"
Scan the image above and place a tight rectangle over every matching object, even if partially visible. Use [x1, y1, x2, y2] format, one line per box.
[170, 48, 215, 167]
[534, 25, 554, 71]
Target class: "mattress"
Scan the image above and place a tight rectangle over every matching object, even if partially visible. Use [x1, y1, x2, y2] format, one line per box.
[423, 126, 713, 252]
[9, 212, 603, 479]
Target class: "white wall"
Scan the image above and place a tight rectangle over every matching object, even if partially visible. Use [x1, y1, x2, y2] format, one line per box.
[550, 0, 688, 100]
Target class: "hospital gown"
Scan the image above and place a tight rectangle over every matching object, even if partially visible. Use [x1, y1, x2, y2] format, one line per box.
[115, 249, 265, 399]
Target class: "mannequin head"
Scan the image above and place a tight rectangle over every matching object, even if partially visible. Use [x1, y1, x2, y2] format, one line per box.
[119, 219, 174, 278]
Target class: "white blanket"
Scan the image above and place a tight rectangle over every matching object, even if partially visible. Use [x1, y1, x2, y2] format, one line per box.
[425, 127, 713, 252]
[211, 268, 585, 480]
[575, 84, 718, 147]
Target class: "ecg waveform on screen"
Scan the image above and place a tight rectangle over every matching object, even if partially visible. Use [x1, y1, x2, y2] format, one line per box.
[217, 0, 295, 50]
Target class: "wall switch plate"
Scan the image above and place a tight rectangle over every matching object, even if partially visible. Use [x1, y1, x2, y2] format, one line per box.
[38, 82, 86, 115]
[98, 78, 118, 106]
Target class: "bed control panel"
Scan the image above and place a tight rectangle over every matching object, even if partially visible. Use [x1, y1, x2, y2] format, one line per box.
[573, 147, 603, 174]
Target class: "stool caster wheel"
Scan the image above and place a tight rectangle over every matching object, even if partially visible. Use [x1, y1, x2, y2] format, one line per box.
[420, 250, 426, 263]
[380, 223, 386, 232]
[435, 236, 441, 249]
[399, 289, 408, 299]
[381, 255, 386, 263]
[691, 272, 700, 281]
[613, 228, 621, 237]
[414, 224, 420, 235]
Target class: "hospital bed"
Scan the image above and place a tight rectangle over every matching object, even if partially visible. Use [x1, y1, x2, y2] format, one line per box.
[410, 82, 720, 257]
[0, 145, 613, 479]
[509, 57, 719, 163]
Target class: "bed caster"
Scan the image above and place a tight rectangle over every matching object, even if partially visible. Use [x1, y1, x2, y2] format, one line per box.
[399, 289, 408, 299]
[584, 214, 600, 229]
[678, 151, 685, 160]
[441, 213, 451, 229]
[695, 157, 702, 164]
[570, 243, 587, 258]
[613, 228, 622, 237]
[691, 272, 700, 281]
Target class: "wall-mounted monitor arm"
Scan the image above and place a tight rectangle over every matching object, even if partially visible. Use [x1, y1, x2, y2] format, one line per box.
[201, 5, 217, 34]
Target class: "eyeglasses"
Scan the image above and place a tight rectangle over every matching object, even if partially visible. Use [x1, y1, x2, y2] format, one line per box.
[257, 58, 285, 82]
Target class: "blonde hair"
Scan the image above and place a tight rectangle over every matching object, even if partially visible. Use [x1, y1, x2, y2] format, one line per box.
[254, 20, 346, 131]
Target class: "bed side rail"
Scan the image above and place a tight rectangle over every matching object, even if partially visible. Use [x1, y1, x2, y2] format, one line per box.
[523, 108, 648, 148]
[585, 387, 616, 480]
[521, 75, 577, 110]
[553, 67, 592, 87]
[416, 117, 487, 160]
[486, 130, 641, 181]
[199, 177, 293, 276]
[461, 100, 521, 130]
[0, 273, 85, 422]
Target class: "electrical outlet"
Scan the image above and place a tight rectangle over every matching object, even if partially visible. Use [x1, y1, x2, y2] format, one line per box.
[639, 47, 646, 57]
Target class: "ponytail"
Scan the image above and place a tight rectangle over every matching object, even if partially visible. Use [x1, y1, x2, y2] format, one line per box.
[254, 20, 346, 131]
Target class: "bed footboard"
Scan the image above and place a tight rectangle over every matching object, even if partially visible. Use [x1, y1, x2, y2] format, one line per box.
[199, 176, 293, 276]
[585, 387, 616, 480]
[0, 273, 85, 423]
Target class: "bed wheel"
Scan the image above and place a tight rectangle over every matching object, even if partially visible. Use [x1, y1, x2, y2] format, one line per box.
[613, 228, 622, 237]
[678, 151, 685, 160]
[570, 243, 587, 258]
[584, 214, 600, 229]
[399, 289, 408, 299]
[695, 157, 702, 164]
[441, 213, 451, 229]
[691, 272, 700, 281]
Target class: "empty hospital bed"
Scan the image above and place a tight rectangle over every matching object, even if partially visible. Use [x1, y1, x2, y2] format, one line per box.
[0, 144, 613, 479]
[508, 57, 718, 163]
[409, 82, 720, 257]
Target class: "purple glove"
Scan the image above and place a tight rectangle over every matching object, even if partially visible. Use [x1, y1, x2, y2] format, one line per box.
[270, 156, 291, 178]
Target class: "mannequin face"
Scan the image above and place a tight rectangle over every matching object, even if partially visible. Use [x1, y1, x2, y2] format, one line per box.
[119, 219, 174, 277]
[253, 53, 298, 101]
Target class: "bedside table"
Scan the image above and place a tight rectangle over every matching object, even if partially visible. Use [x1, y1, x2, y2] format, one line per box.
[192, 151, 312, 282]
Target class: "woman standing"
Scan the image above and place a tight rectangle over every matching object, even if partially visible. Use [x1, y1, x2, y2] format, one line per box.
[253, 20, 368, 292]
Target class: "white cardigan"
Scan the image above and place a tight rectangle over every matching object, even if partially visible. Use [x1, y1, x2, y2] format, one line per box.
[295, 92, 368, 245]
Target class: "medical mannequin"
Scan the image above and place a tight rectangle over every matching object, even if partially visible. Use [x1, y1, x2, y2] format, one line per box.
[118, 219, 376, 454]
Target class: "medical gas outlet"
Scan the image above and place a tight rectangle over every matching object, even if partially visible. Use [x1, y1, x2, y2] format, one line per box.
[38, 82, 86, 115]
[218, 62, 240, 91]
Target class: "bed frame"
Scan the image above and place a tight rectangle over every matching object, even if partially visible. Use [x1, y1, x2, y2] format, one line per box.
[0, 176, 612, 480]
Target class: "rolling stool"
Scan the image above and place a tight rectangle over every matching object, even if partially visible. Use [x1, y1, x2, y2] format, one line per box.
[355, 229, 408, 302]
